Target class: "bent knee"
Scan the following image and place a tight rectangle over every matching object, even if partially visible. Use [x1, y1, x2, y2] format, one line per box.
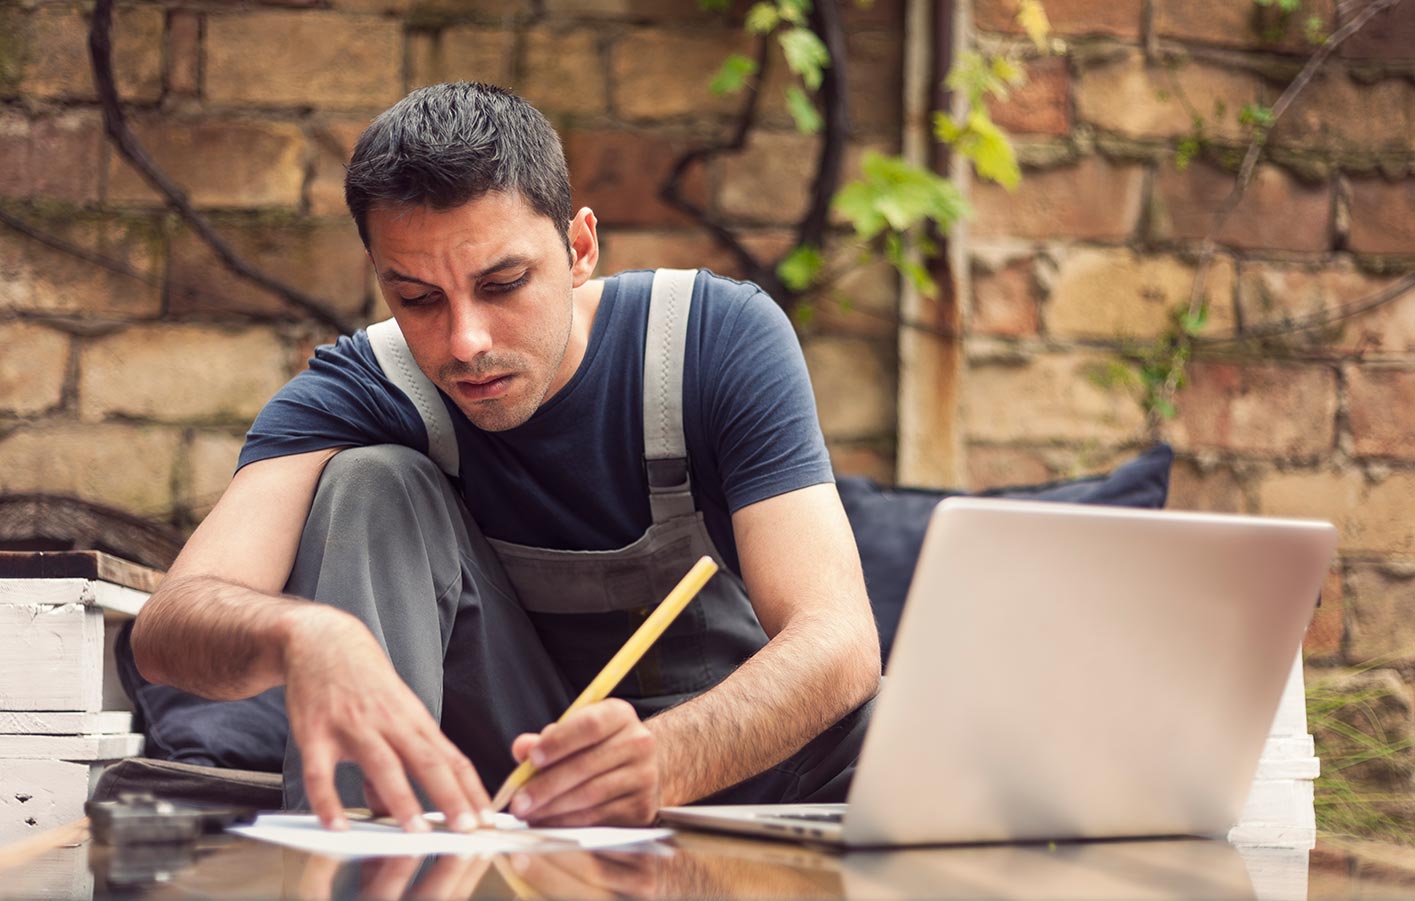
[315, 445, 447, 507]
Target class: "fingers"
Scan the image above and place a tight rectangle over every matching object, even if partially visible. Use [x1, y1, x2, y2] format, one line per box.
[409, 855, 492, 901]
[526, 700, 636, 768]
[530, 784, 659, 828]
[299, 739, 348, 831]
[387, 723, 493, 832]
[514, 737, 643, 821]
[348, 731, 430, 833]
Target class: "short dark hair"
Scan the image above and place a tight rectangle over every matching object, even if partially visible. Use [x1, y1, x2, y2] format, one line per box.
[345, 82, 573, 248]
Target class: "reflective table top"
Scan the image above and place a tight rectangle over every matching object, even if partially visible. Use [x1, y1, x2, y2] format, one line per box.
[1, 818, 1404, 900]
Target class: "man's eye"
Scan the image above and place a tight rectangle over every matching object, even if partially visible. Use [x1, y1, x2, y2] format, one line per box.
[484, 273, 529, 294]
[400, 292, 437, 306]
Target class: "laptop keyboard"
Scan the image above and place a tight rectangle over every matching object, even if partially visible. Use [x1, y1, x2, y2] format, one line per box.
[766, 811, 845, 824]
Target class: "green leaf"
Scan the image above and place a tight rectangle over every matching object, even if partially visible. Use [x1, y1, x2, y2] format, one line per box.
[785, 85, 823, 134]
[831, 151, 969, 240]
[1017, 0, 1051, 50]
[779, 26, 830, 91]
[963, 110, 1020, 190]
[1180, 303, 1209, 335]
[777, 244, 825, 292]
[1238, 102, 1276, 129]
[831, 181, 887, 239]
[932, 111, 964, 144]
[1304, 15, 1328, 44]
[709, 53, 759, 96]
[792, 303, 816, 328]
[696, 0, 730, 11]
[778, 0, 811, 24]
[745, 1, 779, 34]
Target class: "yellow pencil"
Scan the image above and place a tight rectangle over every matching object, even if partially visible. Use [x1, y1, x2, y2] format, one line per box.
[489, 554, 719, 813]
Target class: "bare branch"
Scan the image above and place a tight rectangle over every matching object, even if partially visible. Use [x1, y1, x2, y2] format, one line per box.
[88, 0, 358, 334]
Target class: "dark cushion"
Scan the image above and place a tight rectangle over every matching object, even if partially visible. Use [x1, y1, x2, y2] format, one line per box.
[115, 622, 288, 773]
[115, 443, 1172, 779]
[838, 443, 1174, 666]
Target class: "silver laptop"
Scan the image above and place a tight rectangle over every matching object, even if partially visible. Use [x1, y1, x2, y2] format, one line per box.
[659, 497, 1337, 847]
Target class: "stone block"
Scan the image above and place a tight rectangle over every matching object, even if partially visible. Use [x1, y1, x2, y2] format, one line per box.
[1150, 161, 1331, 252]
[0, 322, 68, 416]
[565, 130, 708, 227]
[542, 0, 727, 20]
[0, 109, 103, 204]
[718, 131, 816, 225]
[1155, 0, 1333, 53]
[167, 218, 371, 319]
[1167, 458, 1248, 513]
[1166, 361, 1337, 457]
[612, 29, 751, 121]
[1256, 467, 1360, 541]
[402, 0, 529, 20]
[1074, 50, 1269, 141]
[1272, 72, 1415, 155]
[1339, 0, 1415, 60]
[1344, 471, 1415, 555]
[0, 215, 163, 318]
[844, 30, 903, 135]
[1305, 565, 1343, 659]
[804, 335, 896, 440]
[183, 431, 244, 519]
[827, 443, 895, 483]
[962, 351, 1147, 443]
[0, 424, 181, 515]
[596, 228, 796, 285]
[167, 10, 201, 97]
[988, 57, 1070, 137]
[972, 156, 1145, 242]
[970, 258, 1039, 338]
[9, 7, 163, 102]
[975, 0, 1141, 38]
[965, 444, 1057, 489]
[1347, 366, 1415, 460]
[1348, 178, 1415, 255]
[78, 325, 289, 424]
[1237, 259, 1409, 355]
[412, 28, 516, 90]
[308, 117, 372, 217]
[521, 28, 607, 116]
[206, 13, 401, 110]
[1045, 249, 1236, 341]
[106, 119, 307, 210]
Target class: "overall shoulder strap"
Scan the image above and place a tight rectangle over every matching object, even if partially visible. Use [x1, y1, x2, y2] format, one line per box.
[366, 318, 460, 478]
[642, 268, 698, 523]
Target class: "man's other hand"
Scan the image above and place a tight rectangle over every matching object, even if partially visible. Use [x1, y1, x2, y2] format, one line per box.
[508, 699, 660, 826]
[283, 606, 493, 833]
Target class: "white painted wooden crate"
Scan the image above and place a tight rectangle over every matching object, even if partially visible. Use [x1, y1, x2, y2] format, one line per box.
[0, 574, 148, 844]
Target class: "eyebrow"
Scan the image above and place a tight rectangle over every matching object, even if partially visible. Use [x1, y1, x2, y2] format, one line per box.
[380, 255, 533, 287]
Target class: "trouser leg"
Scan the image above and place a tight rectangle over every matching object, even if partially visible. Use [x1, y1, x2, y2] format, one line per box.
[281, 445, 572, 810]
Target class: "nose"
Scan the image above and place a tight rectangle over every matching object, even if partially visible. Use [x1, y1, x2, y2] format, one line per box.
[446, 297, 493, 362]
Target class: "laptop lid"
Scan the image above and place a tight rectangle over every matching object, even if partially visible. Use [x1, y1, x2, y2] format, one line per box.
[840, 498, 1336, 847]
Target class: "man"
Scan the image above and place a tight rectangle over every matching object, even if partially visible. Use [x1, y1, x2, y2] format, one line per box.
[131, 82, 881, 834]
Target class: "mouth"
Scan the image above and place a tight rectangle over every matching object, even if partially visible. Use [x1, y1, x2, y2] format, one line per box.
[453, 373, 515, 401]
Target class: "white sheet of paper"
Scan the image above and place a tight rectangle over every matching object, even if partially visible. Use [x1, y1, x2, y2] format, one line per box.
[229, 813, 672, 859]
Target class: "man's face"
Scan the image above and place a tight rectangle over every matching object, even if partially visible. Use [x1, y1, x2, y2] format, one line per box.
[366, 192, 584, 432]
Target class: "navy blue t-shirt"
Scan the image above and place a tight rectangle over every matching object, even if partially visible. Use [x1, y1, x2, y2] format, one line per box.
[238, 270, 834, 573]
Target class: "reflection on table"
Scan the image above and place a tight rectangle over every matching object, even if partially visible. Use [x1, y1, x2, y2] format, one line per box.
[0, 817, 1334, 900]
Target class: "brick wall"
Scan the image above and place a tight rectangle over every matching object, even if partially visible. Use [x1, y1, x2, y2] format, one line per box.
[967, 0, 1415, 698]
[0, 0, 905, 536]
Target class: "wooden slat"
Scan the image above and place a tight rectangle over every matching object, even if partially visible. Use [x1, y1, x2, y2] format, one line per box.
[0, 733, 143, 760]
[0, 712, 132, 736]
[0, 551, 163, 593]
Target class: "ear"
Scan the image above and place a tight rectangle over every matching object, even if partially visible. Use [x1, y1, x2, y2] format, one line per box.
[566, 207, 599, 287]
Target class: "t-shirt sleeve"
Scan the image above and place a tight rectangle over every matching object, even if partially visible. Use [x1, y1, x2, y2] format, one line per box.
[702, 287, 835, 513]
[237, 332, 428, 471]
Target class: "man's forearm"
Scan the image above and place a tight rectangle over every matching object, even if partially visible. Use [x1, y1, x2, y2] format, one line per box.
[132, 575, 321, 700]
[645, 611, 880, 807]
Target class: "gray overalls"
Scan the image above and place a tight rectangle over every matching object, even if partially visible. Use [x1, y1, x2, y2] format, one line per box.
[282, 270, 871, 809]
